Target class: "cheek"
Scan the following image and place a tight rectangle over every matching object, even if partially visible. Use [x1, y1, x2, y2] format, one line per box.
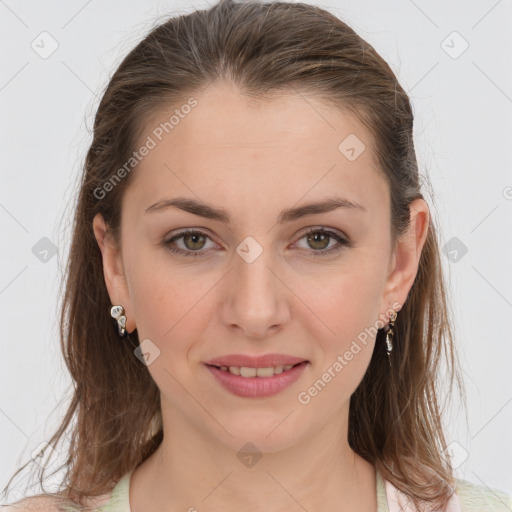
[127, 251, 214, 351]
[296, 276, 380, 409]
[298, 262, 385, 343]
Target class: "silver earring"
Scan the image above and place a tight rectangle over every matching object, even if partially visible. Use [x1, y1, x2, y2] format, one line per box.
[110, 305, 127, 337]
[384, 310, 397, 367]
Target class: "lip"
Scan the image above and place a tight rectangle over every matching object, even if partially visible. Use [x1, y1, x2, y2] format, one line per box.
[204, 353, 308, 368]
[205, 361, 309, 398]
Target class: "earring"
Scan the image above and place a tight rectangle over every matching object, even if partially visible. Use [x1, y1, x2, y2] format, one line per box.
[383, 310, 397, 367]
[110, 305, 127, 337]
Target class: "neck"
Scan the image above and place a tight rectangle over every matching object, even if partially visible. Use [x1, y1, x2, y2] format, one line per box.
[130, 402, 377, 512]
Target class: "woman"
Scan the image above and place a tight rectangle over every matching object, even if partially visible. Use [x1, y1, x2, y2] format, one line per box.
[3, 1, 511, 511]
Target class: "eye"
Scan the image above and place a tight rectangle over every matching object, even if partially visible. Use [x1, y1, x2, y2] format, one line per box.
[162, 227, 351, 258]
[294, 227, 351, 257]
[162, 229, 218, 257]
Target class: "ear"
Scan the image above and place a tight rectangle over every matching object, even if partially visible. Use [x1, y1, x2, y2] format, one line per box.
[379, 198, 430, 322]
[92, 213, 136, 334]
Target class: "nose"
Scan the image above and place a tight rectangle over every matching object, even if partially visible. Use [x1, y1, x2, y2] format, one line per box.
[220, 247, 290, 339]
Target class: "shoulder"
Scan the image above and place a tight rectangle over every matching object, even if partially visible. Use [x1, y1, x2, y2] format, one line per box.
[1, 491, 112, 512]
[454, 477, 512, 512]
[0, 496, 64, 512]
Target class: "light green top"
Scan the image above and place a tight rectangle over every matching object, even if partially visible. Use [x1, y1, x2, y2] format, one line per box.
[61, 468, 512, 512]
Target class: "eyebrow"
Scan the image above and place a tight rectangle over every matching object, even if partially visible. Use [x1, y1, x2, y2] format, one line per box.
[144, 196, 367, 224]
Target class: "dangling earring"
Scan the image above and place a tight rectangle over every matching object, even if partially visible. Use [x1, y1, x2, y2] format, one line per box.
[383, 310, 397, 367]
[110, 305, 127, 337]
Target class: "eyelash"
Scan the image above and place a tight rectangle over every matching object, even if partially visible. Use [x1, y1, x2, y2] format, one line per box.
[162, 227, 351, 258]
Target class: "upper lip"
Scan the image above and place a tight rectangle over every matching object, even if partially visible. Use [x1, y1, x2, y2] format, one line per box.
[205, 353, 308, 368]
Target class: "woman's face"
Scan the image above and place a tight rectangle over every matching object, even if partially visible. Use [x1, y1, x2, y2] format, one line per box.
[94, 82, 427, 452]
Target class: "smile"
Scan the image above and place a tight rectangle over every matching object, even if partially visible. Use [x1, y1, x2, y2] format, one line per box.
[211, 363, 301, 377]
[204, 361, 309, 398]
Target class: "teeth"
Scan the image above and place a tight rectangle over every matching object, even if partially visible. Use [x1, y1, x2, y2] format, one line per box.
[229, 365, 240, 375]
[217, 363, 299, 377]
[240, 366, 257, 377]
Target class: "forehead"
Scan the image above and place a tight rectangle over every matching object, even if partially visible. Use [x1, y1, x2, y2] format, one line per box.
[125, 82, 388, 219]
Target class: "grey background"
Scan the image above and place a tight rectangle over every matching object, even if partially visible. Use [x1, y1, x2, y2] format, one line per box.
[1, 0, 511, 502]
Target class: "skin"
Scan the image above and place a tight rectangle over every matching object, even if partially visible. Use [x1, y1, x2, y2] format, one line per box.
[93, 81, 429, 512]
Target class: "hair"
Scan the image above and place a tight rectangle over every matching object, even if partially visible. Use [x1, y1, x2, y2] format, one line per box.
[2, 1, 467, 511]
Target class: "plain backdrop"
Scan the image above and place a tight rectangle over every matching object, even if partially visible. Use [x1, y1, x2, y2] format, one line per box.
[1, 0, 511, 503]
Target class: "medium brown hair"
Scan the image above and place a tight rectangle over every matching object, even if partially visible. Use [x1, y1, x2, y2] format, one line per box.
[3, 1, 466, 510]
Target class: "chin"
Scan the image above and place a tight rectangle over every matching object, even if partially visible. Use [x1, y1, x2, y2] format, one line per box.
[212, 416, 303, 453]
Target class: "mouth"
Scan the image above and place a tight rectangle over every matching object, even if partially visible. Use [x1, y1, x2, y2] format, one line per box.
[204, 360, 309, 398]
[205, 361, 307, 378]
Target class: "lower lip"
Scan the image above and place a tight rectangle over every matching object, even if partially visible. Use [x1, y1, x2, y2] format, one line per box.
[205, 362, 309, 398]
